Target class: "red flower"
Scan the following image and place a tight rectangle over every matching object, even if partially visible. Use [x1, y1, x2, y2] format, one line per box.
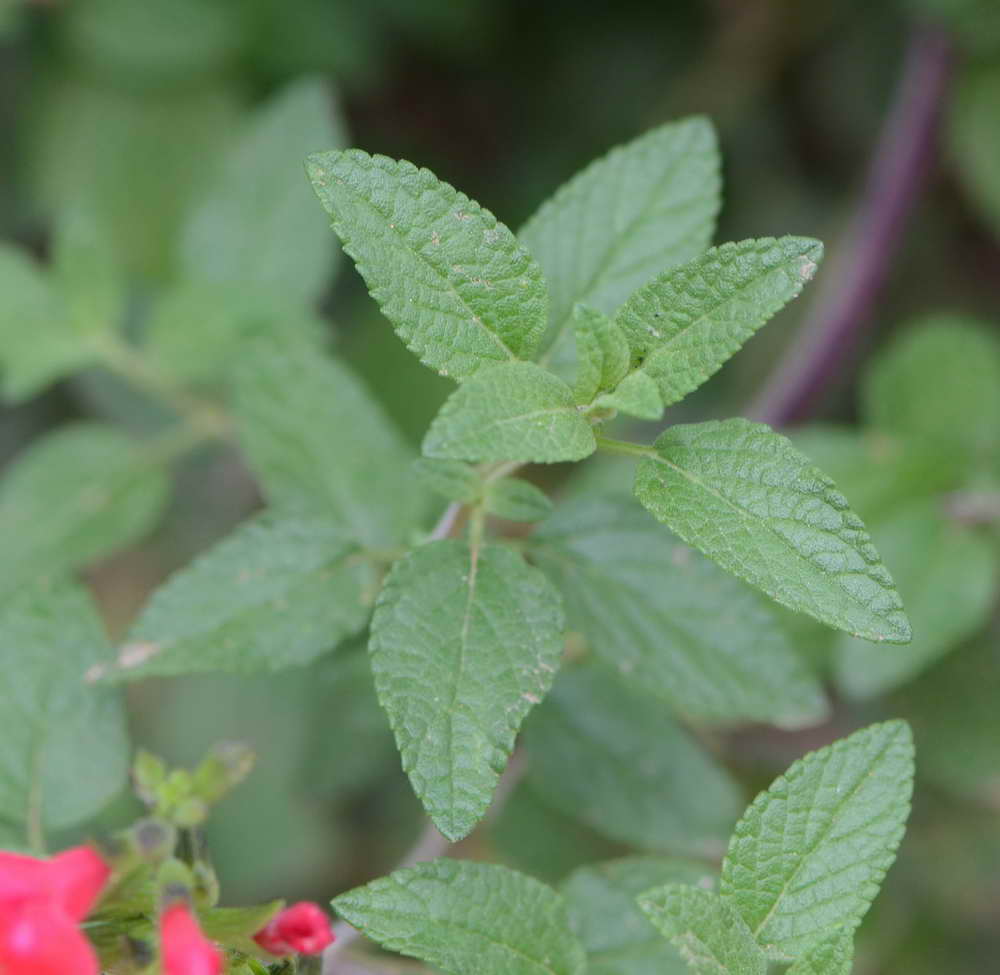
[253, 901, 335, 956]
[160, 902, 222, 975]
[0, 845, 110, 975]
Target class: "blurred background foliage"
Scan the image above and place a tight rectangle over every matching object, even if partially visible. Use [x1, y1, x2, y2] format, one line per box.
[1, 0, 999, 972]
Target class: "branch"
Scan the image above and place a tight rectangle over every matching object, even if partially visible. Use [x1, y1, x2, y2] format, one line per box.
[749, 23, 954, 427]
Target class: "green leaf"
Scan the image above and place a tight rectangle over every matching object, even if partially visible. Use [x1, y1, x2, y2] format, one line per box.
[530, 494, 828, 726]
[786, 932, 854, 975]
[181, 78, 346, 307]
[200, 901, 283, 956]
[719, 720, 914, 960]
[950, 63, 1000, 239]
[422, 362, 596, 463]
[833, 501, 997, 698]
[593, 370, 663, 420]
[633, 418, 911, 644]
[523, 663, 741, 855]
[572, 304, 630, 402]
[0, 577, 129, 849]
[333, 858, 586, 975]
[369, 539, 565, 840]
[0, 423, 170, 599]
[617, 237, 822, 408]
[638, 885, 766, 975]
[562, 858, 717, 975]
[520, 118, 720, 374]
[862, 316, 1000, 467]
[484, 477, 553, 522]
[307, 149, 547, 380]
[109, 510, 369, 678]
[234, 337, 426, 549]
[412, 458, 482, 504]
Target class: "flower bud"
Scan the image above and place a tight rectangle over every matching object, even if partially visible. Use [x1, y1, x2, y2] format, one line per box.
[252, 902, 334, 956]
[160, 902, 222, 975]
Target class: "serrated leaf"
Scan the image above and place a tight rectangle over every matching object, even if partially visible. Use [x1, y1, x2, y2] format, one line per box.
[638, 885, 766, 975]
[307, 149, 547, 379]
[594, 369, 663, 420]
[484, 477, 553, 522]
[412, 458, 482, 504]
[786, 932, 854, 975]
[181, 77, 346, 307]
[369, 540, 564, 840]
[234, 337, 426, 549]
[530, 494, 827, 726]
[333, 858, 586, 975]
[422, 362, 596, 463]
[111, 510, 369, 678]
[633, 419, 911, 644]
[0, 577, 128, 849]
[572, 304, 630, 402]
[834, 501, 997, 698]
[719, 720, 914, 959]
[562, 858, 716, 975]
[616, 237, 822, 408]
[0, 423, 170, 599]
[520, 118, 720, 375]
[524, 663, 741, 855]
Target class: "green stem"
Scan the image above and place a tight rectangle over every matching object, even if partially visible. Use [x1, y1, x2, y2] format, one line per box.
[593, 434, 655, 459]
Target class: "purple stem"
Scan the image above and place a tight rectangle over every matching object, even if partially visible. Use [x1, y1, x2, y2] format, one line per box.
[750, 24, 954, 427]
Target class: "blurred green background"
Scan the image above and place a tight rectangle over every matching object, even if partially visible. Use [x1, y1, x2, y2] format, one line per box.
[1, 0, 999, 972]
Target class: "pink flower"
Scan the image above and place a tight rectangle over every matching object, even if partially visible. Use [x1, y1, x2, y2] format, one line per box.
[160, 902, 222, 975]
[253, 901, 335, 956]
[0, 846, 110, 975]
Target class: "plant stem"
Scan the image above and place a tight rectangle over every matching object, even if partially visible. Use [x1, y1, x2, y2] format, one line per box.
[749, 23, 954, 427]
[593, 434, 656, 459]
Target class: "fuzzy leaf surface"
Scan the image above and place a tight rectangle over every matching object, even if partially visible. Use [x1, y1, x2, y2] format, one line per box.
[530, 494, 827, 726]
[593, 370, 663, 420]
[617, 237, 822, 407]
[786, 932, 854, 975]
[308, 149, 547, 379]
[572, 304, 630, 402]
[333, 858, 586, 975]
[484, 477, 553, 522]
[422, 362, 596, 463]
[369, 540, 564, 840]
[634, 419, 911, 643]
[719, 721, 914, 959]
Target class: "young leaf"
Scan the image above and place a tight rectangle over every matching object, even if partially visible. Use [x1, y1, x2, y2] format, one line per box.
[369, 539, 565, 840]
[412, 458, 482, 504]
[307, 149, 547, 379]
[520, 118, 720, 372]
[834, 501, 997, 698]
[530, 494, 828, 727]
[0, 577, 128, 850]
[422, 362, 597, 463]
[719, 720, 914, 960]
[333, 858, 586, 975]
[637, 885, 767, 975]
[616, 237, 822, 408]
[234, 337, 427, 549]
[562, 858, 717, 975]
[484, 477, 553, 522]
[110, 510, 369, 678]
[572, 304, 630, 402]
[786, 932, 854, 975]
[181, 77, 346, 307]
[593, 370, 663, 420]
[0, 423, 170, 599]
[633, 418, 912, 644]
[523, 663, 741, 855]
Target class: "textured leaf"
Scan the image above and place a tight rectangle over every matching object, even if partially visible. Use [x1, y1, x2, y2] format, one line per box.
[112, 510, 369, 678]
[950, 62, 1000, 239]
[633, 419, 911, 643]
[412, 458, 482, 504]
[234, 338, 426, 549]
[719, 721, 914, 959]
[572, 304, 630, 402]
[616, 237, 822, 407]
[520, 118, 720, 374]
[523, 663, 741, 855]
[593, 369, 663, 420]
[638, 885, 766, 975]
[786, 932, 854, 975]
[0, 423, 170, 599]
[333, 858, 586, 975]
[834, 501, 997, 698]
[307, 149, 547, 379]
[562, 858, 716, 975]
[862, 316, 1000, 466]
[369, 540, 564, 840]
[422, 362, 596, 463]
[181, 77, 346, 307]
[0, 577, 128, 849]
[530, 494, 827, 726]
[484, 477, 553, 522]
